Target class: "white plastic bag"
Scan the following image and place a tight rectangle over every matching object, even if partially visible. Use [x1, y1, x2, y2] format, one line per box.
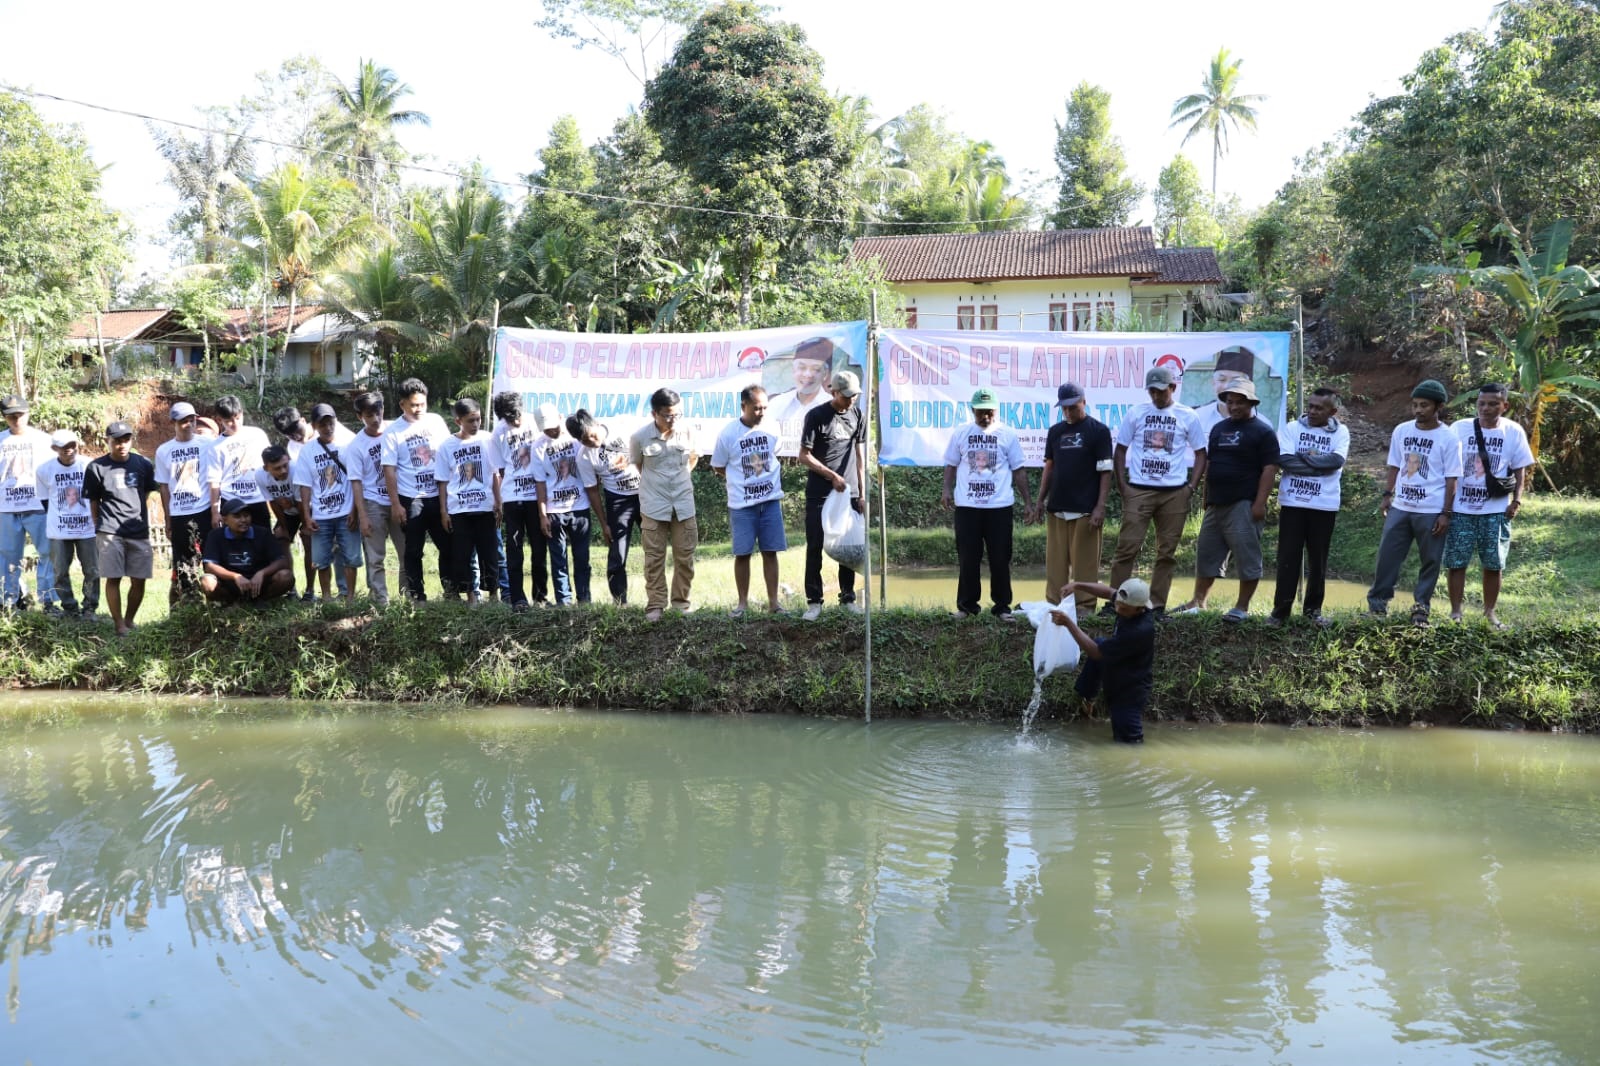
[1018, 600, 1081, 679]
[820, 489, 868, 572]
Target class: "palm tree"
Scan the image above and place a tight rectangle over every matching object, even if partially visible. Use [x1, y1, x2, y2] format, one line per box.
[148, 117, 255, 263]
[833, 95, 919, 229]
[321, 60, 430, 211]
[1169, 47, 1266, 201]
[408, 182, 524, 378]
[230, 163, 374, 390]
[323, 244, 432, 404]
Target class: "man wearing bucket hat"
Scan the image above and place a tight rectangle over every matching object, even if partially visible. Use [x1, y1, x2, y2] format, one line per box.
[1051, 577, 1157, 743]
[1108, 366, 1207, 614]
[1173, 378, 1279, 621]
[1367, 378, 1463, 625]
[942, 387, 1030, 620]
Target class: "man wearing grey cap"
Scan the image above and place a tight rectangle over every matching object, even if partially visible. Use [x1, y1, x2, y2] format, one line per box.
[84, 421, 156, 636]
[0, 394, 58, 612]
[797, 370, 868, 620]
[155, 401, 213, 604]
[1027, 382, 1112, 618]
[1109, 366, 1207, 614]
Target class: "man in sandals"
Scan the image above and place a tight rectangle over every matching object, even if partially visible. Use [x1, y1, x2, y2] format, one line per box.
[1445, 382, 1532, 627]
[1368, 379, 1462, 625]
[1172, 379, 1277, 622]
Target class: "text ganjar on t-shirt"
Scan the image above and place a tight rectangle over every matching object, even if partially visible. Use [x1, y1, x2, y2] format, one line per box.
[35, 458, 93, 539]
[712, 420, 784, 509]
[1115, 403, 1205, 489]
[942, 422, 1025, 509]
[1386, 421, 1464, 513]
[495, 422, 545, 503]
[537, 434, 597, 515]
[380, 413, 450, 499]
[1450, 418, 1533, 516]
[155, 438, 212, 517]
[435, 432, 501, 515]
[291, 442, 355, 521]
[204, 427, 272, 504]
[1275, 418, 1350, 512]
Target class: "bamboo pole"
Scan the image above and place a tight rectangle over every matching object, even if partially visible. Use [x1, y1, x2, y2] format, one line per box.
[864, 293, 878, 725]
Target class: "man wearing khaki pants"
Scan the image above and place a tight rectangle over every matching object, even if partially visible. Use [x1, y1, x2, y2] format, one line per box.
[629, 387, 698, 621]
[1027, 382, 1112, 618]
[1107, 366, 1207, 615]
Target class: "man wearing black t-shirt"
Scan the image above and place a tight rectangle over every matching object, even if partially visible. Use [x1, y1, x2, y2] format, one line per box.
[83, 421, 156, 636]
[797, 371, 867, 620]
[1026, 382, 1112, 617]
[201, 499, 293, 603]
[1175, 380, 1279, 620]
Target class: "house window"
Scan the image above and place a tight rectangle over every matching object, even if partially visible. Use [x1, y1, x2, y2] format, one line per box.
[335, 346, 345, 378]
[1049, 303, 1070, 331]
[979, 304, 999, 331]
[1096, 301, 1116, 330]
[956, 305, 976, 330]
[901, 307, 918, 329]
[1072, 302, 1092, 330]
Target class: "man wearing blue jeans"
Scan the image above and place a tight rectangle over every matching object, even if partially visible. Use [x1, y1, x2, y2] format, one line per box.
[0, 394, 58, 612]
[532, 403, 596, 605]
[712, 386, 787, 616]
[293, 403, 365, 606]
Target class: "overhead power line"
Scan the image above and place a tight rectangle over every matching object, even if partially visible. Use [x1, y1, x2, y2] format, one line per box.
[2, 83, 1062, 233]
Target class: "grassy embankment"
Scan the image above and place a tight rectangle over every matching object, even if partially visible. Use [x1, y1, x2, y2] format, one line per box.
[2, 467, 1597, 729]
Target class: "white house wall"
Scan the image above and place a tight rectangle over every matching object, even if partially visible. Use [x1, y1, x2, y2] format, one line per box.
[891, 279, 1205, 332]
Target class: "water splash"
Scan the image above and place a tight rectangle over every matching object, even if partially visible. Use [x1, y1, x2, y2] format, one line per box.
[1020, 677, 1044, 735]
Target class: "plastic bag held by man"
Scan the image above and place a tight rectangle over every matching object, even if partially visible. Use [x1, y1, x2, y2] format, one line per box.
[1018, 601, 1081, 679]
[821, 489, 868, 572]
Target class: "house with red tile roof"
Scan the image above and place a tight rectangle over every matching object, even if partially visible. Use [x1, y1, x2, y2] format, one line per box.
[848, 227, 1223, 333]
[66, 304, 376, 384]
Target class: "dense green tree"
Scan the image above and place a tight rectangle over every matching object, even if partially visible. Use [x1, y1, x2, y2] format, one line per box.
[1153, 155, 1213, 247]
[149, 112, 255, 264]
[407, 180, 519, 377]
[0, 92, 127, 396]
[323, 244, 430, 401]
[321, 60, 430, 210]
[1169, 47, 1265, 201]
[644, 1, 852, 323]
[1051, 82, 1141, 229]
[834, 95, 918, 229]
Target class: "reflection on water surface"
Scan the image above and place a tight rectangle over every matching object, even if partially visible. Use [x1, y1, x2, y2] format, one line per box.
[1, 700, 1597, 1064]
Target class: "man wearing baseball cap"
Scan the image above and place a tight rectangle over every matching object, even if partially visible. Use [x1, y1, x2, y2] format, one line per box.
[0, 394, 59, 612]
[1027, 382, 1113, 618]
[1051, 577, 1157, 743]
[83, 421, 157, 636]
[1108, 366, 1207, 614]
[155, 401, 213, 605]
[1173, 378, 1279, 620]
[797, 370, 868, 620]
[942, 387, 1030, 620]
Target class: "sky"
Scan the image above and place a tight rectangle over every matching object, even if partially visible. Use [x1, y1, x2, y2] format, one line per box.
[0, 0, 1503, 282]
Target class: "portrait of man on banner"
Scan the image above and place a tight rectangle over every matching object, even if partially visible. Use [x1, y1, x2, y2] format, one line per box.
[1181, 343, 1287, 429]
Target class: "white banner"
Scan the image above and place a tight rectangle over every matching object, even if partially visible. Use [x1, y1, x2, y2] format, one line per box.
[492, 322, 870, 456]
[877, 329, 1292, 466]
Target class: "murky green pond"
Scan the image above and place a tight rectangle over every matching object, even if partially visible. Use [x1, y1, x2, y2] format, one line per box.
[2, 699, 1597, 1064]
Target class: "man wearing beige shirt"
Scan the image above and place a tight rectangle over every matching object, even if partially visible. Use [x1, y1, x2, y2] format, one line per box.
[628, 387, 698, 621]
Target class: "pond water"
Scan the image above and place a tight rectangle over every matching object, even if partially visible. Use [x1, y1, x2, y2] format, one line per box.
[3, 699, 1597, 1064]
[878, 565, 1374, 611]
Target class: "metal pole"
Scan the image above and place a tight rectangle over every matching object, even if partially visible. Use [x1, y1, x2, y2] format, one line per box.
[864, 292, 878, 725]
[1295, 295, 1305, 415]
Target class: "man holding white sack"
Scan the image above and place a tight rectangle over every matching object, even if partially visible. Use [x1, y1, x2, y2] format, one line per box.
[797, 371, 867, 621]
[1051, 578, 1156, 744]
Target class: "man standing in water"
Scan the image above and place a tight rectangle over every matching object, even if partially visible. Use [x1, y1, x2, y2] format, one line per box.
[1051, 578, 1156, 744]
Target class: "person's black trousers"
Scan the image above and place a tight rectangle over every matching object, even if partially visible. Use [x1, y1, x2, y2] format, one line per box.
[400, 494, 451, 600]
[1272, 506, 1338, 618]
[450, 511, 499, 596]
[1074, 655, 1146, 743]
[502, 500, 548, 606]
[602, 489, 639, 603]
[803, 493, 858, 605]
[954, 505, 1013, 616]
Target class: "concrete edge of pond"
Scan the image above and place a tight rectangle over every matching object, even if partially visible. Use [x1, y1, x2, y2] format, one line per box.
[1, 603, 1596, 732]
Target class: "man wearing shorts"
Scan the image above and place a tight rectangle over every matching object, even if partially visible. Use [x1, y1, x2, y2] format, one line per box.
[83, 421, 156, 636]
[712, 385, 786, 616]
[1446, 382, 1533, 627]
[1175, 379, 1278, 621]
[293, 403, 365, 606]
